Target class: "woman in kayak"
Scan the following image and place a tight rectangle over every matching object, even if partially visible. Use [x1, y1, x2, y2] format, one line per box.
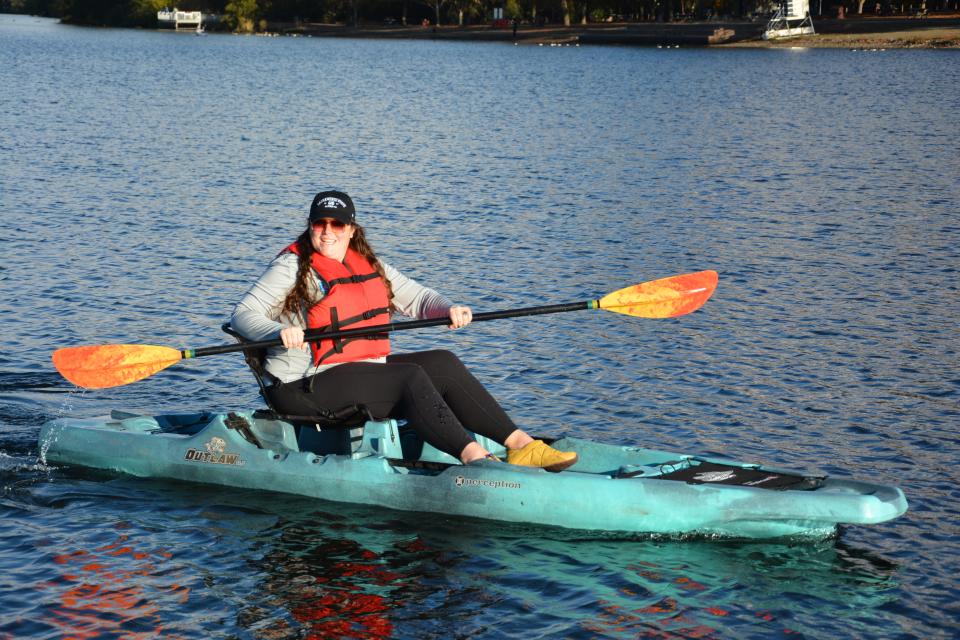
[231, 190, 577, 471]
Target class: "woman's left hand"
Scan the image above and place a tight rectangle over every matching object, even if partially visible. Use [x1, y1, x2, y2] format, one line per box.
[448, 305, 473, 329]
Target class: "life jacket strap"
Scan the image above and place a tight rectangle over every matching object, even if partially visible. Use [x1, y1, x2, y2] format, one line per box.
[312, 306, 391, 364]
[313, 333, 390, 365]
[329, 308, 343, 354]
[321, 272, 380, 289]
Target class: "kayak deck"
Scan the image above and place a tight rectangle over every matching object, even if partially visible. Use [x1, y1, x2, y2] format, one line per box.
[38, 410, 908, 540]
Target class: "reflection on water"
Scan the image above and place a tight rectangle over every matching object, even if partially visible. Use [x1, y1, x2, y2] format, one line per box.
[39, 534, 176, 639]
[7, 477, 903, 639]
[251, 527, 404, 638]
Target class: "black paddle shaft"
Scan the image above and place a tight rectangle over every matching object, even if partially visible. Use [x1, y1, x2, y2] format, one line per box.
[188, 300, 592, 359]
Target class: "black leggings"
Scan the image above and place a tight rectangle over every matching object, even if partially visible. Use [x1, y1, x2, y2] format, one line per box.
[265, 350, 518, 458]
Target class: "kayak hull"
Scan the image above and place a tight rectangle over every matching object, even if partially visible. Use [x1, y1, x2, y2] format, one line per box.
[38, 411, 908, 540]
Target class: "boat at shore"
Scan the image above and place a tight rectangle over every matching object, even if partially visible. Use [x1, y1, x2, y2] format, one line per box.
[763, 0, 816, 40]
[39, 410, 907, 540]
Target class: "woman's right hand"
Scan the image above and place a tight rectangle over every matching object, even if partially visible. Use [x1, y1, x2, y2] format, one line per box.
[280, 326, 308, 351]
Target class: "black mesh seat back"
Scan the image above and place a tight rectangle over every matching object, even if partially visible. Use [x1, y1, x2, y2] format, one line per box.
[222, 323, 274, 400]
[220, 323, 372, 433]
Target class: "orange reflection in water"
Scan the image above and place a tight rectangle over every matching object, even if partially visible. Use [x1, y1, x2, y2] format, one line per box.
[253, 537, 416, 639]
[582, 598, 722, 639]
[290, 556, 401, 639]
[292, 591, 393, 639]
[41, 533, 186, 639]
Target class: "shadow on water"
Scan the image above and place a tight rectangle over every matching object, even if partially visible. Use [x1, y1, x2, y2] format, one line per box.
[0, 370, 69, 394]
[3, 468, 902, 639]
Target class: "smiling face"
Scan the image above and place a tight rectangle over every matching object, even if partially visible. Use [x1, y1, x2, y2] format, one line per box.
[310, 218, 355, 262]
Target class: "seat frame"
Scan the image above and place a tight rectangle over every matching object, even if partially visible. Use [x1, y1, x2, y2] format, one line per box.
[221, 323, 373, 453]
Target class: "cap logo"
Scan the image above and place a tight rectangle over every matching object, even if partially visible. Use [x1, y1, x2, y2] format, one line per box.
[318, 197, 347, 208]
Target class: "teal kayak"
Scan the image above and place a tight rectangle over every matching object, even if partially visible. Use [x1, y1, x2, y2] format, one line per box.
[38, 411, 907, 540]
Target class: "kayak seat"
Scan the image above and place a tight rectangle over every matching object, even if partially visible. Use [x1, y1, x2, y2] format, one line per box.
[221, 323, 369, 455]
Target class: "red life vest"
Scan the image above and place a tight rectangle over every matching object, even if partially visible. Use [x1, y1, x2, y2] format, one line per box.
[286, 243, 392, 366]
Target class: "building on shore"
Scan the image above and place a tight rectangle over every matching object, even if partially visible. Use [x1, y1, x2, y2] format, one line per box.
[157, 8, 202, 30]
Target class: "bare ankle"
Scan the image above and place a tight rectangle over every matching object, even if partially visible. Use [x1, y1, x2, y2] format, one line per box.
[460, 441, 489, 464]
[504, 430, 535, 451]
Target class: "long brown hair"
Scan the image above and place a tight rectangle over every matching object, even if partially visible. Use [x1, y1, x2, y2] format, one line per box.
[280, 223, 394, 319]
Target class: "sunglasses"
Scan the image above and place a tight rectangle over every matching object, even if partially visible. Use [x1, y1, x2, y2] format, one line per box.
[311, 218, 348, 232]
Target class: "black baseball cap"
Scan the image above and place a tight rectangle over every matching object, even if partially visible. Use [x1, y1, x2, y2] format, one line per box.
[309, 190, 356, 225]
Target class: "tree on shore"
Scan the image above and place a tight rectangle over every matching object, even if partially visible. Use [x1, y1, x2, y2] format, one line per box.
[452, 0, 484, 24]
[225, 0, 260, 31]
[419, 0, 449, 24]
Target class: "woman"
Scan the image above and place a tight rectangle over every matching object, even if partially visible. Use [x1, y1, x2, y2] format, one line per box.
[231, 190, 577, 471]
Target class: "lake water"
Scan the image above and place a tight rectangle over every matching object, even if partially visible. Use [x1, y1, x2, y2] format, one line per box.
[2, 13, 959, 639]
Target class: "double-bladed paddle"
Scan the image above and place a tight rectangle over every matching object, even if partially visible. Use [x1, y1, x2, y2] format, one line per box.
[52, 270, 718, 390]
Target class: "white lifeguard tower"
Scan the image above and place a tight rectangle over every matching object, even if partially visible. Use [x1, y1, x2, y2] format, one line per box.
[763, 0, 815, 39]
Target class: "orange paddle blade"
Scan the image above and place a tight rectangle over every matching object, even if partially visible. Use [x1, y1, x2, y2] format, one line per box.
[52, 344, 184, 389]
[598, 270, 718, 318]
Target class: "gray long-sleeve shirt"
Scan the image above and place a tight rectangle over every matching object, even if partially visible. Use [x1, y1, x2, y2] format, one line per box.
[231, 252, 453, 383]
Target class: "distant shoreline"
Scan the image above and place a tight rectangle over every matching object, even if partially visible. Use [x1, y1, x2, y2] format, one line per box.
[270, 15, 960, 49]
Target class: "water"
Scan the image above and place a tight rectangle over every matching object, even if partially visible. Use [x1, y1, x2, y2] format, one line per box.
[1, 13, 959, 638]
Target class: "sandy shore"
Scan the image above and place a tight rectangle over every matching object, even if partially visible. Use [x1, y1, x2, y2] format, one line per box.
[283, 15, 960, 49]
[724, 28, 960, 48]
[720, 17, 960, 48]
